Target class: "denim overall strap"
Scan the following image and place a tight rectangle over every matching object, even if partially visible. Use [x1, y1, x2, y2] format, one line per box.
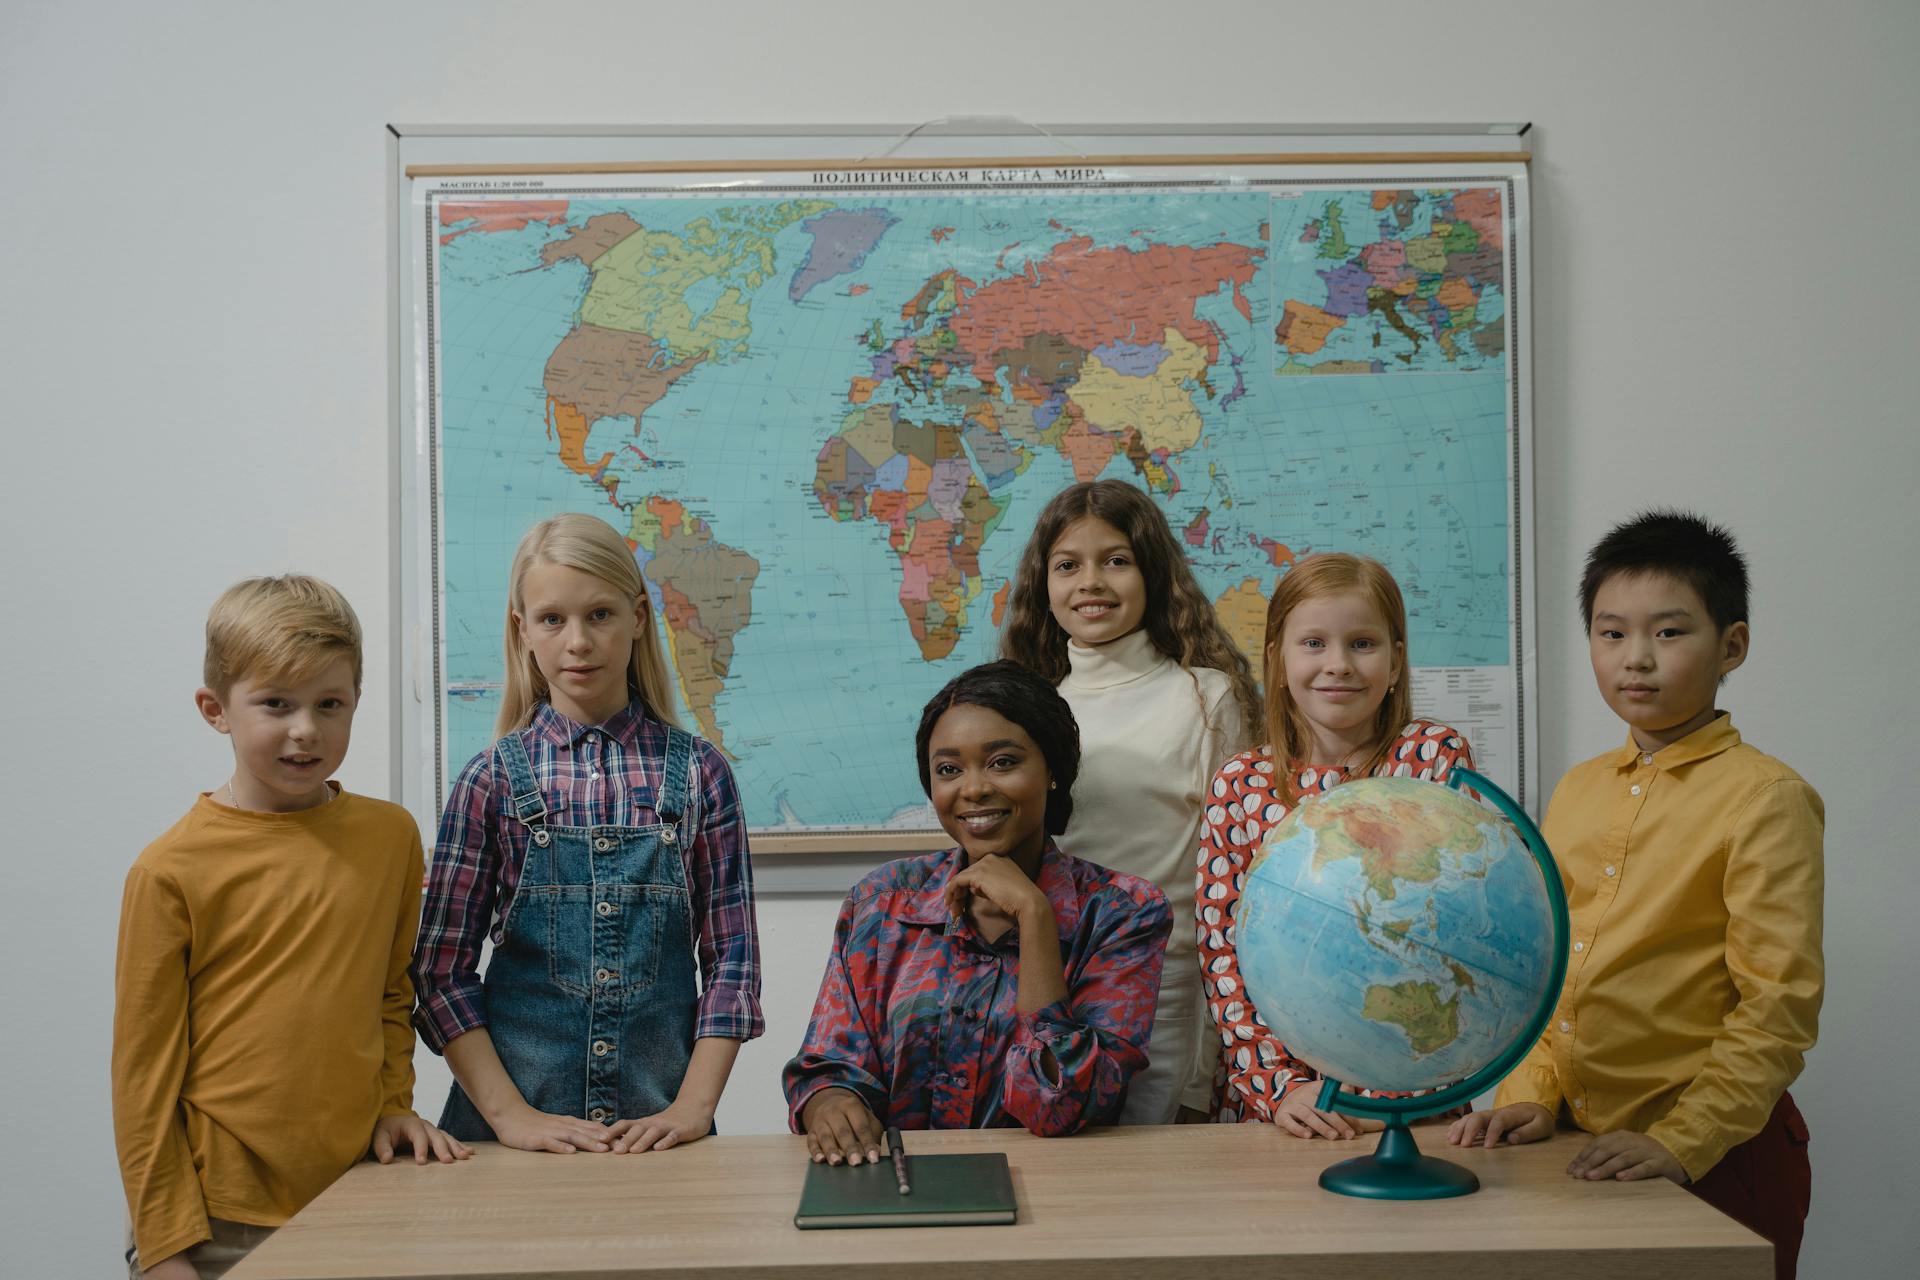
[655, 725, 691, 828]
[653, 725, 700, 950]
[496, 734, 548, 830]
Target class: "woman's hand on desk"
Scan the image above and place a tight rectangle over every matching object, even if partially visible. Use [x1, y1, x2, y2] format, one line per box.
[800, 1087, 886, 1165]
[491, 1104, 614, 1154]
[608, 1100, 715, 1153]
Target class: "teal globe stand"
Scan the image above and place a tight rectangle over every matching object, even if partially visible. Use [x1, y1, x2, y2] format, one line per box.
[1311, 768, 1569, 1200]
[1315, 1110, 1482, 1199]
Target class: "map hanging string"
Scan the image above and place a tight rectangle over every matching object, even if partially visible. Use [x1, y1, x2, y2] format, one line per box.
[859, 116, 1091, 163]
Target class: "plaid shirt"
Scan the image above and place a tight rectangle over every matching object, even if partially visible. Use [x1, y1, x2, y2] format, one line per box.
[411, 700, 763, 1052]
[782, 844, 1169, 1136]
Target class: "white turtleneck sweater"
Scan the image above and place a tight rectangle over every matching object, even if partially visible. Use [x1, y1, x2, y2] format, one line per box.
[1054, 628, 1245, 1122]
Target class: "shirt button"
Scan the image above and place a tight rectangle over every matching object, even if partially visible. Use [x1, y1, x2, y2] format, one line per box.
[595, 837, 613, 851]
[590, 1107, 611, 1122]
[597, 901, 616, 917]
[1630, 784, 1642, 796]
[1572, 1098, 1585, 1110]
[1573, 940, 1585, 952]
[590, 771, 602, 780]
[1641, 753, 1654, 765]
[1604, 865, 1617, 877]
[592, 1040, 612, 1057]
[1558, 1020, 1571, 1033]
[595, 967, 614, 983]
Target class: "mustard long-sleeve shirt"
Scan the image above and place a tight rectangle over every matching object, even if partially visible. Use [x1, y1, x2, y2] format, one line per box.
[1495, 714, 1824, 1181]
[112, 788, 423, 1268]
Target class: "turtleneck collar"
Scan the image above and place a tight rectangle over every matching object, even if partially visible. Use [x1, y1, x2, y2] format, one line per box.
[1061, 627, 1167, 691]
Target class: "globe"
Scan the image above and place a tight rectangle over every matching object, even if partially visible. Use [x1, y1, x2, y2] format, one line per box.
[1233, 768, 1568, 1198]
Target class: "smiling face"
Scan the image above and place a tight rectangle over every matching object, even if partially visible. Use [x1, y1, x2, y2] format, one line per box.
[514, 560, 647, 726]
[201, 656, 357, 812]
[1588, 570, 1748, 751]
[926, 703, 1052, 866]
[1274, 590, 1404, 764]
[1045, 516, 1148, 648]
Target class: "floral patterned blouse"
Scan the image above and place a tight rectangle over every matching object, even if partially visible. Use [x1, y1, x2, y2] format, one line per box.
[784, 842, 1170, 1136]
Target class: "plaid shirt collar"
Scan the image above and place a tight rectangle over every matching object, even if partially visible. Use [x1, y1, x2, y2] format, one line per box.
[528, 698, 652, 750]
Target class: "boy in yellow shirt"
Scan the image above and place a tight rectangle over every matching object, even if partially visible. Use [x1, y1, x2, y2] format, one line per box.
[1450, 511, 1822, 1280]
[113, 577, 469, 1279]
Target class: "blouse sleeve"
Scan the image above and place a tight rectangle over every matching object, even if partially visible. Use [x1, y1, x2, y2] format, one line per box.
[1196, 754, 1321, 1120]
[999, 884, 1172, 1136]
[781, 893, 891, 1130]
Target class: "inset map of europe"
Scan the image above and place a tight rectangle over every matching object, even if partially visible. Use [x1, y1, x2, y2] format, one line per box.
[426, 177, 1517, 833]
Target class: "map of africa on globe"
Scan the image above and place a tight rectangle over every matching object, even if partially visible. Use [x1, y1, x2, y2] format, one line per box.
[1232, 774, 1556, 1094]
[423, 173, 1522, 834]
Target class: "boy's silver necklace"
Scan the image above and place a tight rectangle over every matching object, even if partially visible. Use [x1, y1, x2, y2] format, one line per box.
[222, 781, 336, 810]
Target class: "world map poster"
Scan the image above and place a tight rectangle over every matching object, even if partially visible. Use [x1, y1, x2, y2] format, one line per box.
[410, 164, 1532, 843]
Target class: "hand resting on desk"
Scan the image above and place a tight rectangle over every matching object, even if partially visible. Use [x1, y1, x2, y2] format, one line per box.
[801, 1086, 887, 1166]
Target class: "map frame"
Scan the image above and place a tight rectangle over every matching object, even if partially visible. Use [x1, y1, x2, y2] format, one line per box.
[390, 127, 1536, 854]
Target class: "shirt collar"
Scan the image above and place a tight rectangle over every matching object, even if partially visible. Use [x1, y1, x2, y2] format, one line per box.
[1610, 711, 1741, 770]
[530, 698, 650, 749]
[892, 840, 1082, 938]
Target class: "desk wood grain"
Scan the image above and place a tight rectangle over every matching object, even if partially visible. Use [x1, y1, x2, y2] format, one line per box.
[227, 1126, 1768, 1280]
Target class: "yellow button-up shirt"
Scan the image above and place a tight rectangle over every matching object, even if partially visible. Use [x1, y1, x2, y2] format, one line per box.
[1496, 714, 1823, 1180]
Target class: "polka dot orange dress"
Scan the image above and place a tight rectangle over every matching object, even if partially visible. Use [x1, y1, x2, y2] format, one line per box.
[1194, 720, 1474, 1122]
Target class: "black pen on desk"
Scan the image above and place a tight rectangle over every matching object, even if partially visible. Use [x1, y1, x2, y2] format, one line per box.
[887, 1127, 911, 1195]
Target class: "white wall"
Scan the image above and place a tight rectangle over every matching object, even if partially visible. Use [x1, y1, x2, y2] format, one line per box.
[3, 2, 1914, 1275]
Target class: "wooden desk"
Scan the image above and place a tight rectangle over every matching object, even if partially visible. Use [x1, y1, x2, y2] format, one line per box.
[227, 1126, 1768, 1279]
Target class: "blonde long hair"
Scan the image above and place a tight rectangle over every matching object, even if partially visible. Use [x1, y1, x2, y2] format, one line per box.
[1262, 552, 1412, 788]
[496, 513, 678, 736]
[1000, 480, 1263, 738]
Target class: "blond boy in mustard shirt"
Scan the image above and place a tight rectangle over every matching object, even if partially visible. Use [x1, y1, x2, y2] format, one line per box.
[113, 577, 469, 1278]
[1450, 511, 1822, 1280]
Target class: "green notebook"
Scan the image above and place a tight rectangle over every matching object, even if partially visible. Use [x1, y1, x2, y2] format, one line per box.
[793, 1152, 1017, 1229]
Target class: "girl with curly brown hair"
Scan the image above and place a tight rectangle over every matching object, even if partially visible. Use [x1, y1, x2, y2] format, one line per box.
[1000, 479, 1259, 1123]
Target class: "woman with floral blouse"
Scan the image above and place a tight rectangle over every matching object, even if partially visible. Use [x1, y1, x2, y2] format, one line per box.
[782, 661, 1171, 1163]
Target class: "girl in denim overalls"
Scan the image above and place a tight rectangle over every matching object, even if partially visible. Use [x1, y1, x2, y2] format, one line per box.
[412, 513, 764, 1154]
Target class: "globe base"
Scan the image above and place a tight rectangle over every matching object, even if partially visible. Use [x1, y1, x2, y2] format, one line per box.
[1317, 1119, 1480, 1200]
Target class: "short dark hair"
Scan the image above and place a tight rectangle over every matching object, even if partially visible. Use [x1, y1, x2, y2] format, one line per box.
[915, 660, 1080, 836]
[1579, 510, 1749, 632]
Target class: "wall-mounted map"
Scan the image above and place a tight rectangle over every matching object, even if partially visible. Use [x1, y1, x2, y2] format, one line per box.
[411, 164, 1532, 842]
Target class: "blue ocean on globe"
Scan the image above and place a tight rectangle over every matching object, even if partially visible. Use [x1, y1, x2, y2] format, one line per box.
[1233, 776, 1554, 1094]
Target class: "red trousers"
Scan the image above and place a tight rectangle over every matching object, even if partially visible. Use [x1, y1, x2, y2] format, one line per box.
[1686, 1091, 1811, 1280]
